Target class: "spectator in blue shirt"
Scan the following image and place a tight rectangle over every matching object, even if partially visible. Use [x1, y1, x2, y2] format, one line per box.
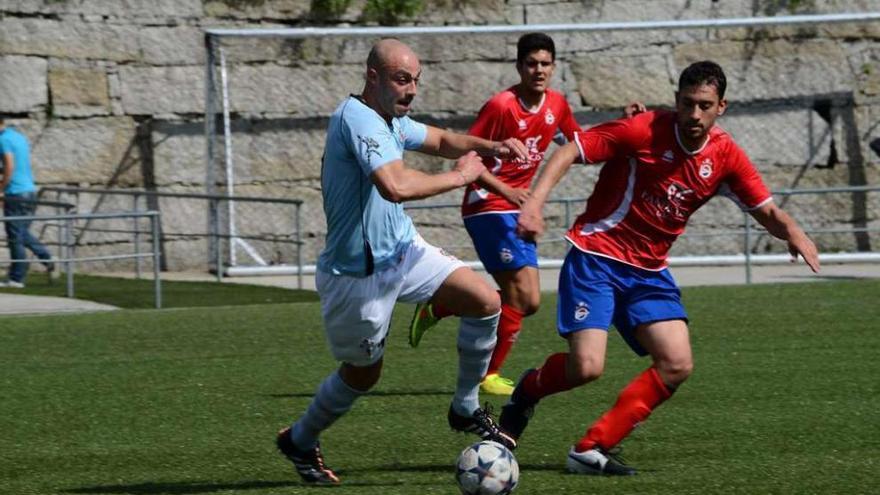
[1, 117, 53, 288]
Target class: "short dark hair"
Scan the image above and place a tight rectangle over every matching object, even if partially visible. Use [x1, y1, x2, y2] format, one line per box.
[679, 60, 727, 99]
[517, 32, 555, 64]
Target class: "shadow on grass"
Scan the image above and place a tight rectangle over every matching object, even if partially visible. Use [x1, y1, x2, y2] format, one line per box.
[269, 388, 453, 399]
[64, 477, 446, 494]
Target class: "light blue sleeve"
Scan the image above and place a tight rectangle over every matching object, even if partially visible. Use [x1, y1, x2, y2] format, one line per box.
[400, 117, 427, 150]
[343, 111, 404, 176]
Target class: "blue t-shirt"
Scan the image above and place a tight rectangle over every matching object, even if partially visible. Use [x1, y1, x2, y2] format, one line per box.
[0, 127, 36, 195]
[317, 96, 428, 277]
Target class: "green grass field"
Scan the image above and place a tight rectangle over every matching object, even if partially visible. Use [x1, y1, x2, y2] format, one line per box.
[1, 280, 878, 494]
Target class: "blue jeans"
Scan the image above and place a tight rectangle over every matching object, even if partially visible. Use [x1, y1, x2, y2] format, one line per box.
[4, 192, 52, 283]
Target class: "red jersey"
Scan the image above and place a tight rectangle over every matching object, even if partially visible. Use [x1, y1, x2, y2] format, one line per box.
[568, 110, 772, 270]
[461, 87, 580, 218]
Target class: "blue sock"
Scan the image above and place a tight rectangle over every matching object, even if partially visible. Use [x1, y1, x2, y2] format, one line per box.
[290, 370, 364, 449]
[452, 311, 500, 416]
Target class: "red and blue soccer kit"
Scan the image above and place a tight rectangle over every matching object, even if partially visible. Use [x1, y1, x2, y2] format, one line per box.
[558, 110, 772, 353]
[462, 87, 580, 273]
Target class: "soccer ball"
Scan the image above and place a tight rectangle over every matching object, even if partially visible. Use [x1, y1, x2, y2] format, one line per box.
[455, 440, 519, 495]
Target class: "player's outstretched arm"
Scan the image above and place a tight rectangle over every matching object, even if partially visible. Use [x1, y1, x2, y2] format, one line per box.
[516, 141, 581, 241]
[420, 126, 528, 162]
[476, 169, 531, 206]
[749, 202, 820, 273]
[371, 151, 486, 203]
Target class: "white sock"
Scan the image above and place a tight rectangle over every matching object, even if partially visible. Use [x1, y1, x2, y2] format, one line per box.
[290, 370, 364, 449]
[452, 311, 500, 416]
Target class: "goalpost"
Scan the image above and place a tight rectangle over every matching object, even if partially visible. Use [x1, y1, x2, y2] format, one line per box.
[203, 12, 880, 277]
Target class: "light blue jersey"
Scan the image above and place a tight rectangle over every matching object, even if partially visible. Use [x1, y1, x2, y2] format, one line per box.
[317, 96, 428, 277]
[0, 127, 36, 195]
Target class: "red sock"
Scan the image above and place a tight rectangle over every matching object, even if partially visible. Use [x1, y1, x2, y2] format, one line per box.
[431, 301, 455, 319]
[575, 367, 673, 452]
[522, 352, 576, 400]
[486, 303, 524, 376]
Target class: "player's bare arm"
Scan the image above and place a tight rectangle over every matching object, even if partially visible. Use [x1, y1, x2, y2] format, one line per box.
[749, 201, 820, 273]
[420, 126, 528, 162]
[371, 151, 486, 202]
[516, 141, 580, 241]
[475, 169, 531, 206]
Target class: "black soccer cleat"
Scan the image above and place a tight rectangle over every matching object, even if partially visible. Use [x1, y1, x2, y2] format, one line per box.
[499, 368, 538, 441]
[276, 427, 340, 485]
[448, 404, 517, 450]
[565, 446, 637, 476]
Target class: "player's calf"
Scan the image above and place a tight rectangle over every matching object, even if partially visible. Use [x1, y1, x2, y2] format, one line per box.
[499, 368, 539, 441]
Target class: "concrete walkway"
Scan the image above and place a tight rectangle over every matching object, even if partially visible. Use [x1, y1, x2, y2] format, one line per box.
[1, 262, 877, 317]
[0, 292, 117, 316]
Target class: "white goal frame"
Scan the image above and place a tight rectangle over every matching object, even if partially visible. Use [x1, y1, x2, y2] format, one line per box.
[203, 11, 880, 275]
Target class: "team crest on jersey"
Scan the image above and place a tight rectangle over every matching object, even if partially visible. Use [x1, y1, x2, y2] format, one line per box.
[358, 135, 382, 165]
[574, 302, 589, 321]
[662, 150, 675, 163]
[499, 248, 514, 264]
[518, 119, 527, 130]
[545, 109, 555, 125]
[699, 159, 713, 179]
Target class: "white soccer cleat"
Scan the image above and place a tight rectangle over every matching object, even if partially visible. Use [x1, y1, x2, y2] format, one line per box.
[565, 446, 637, 476]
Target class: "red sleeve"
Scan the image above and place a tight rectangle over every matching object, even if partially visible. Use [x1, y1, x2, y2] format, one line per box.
[574, 115, 642, 165]
[558, 102, 582, 141]
[719, 141, 772, 211]
[468, 96, 505, 140]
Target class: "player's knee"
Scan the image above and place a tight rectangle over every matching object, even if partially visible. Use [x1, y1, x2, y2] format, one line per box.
[340, 360, 383, 392]
[474, 289, 501, 316]
[567, 357, 604, 385]
[655, 358, 693, 386]
[509, 294, 539, 316]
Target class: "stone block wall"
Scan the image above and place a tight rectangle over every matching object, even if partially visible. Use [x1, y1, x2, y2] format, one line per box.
[1, 0, 878, 271]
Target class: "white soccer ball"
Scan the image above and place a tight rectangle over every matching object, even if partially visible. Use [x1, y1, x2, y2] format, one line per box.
[455, 440, 519, 495]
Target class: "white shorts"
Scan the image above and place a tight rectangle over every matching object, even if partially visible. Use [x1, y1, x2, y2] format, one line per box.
[316, 234, 465, 366]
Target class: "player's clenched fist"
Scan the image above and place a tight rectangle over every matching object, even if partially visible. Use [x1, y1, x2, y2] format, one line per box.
[516, 203, 544, 241]
[493, 138, 529, 162]
[454, 151, 487, 185]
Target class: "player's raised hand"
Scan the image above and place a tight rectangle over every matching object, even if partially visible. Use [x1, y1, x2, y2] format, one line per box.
[494, 138, 529, 162]
[516, 201, 545, 241]
[788, 232, 820, 273]
[453, 151, 487, 185]
[623, 101, 647, 118]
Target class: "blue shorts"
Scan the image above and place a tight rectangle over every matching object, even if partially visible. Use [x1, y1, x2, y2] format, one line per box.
[464, 213, 538, 273]
[557, 249, 688, 356]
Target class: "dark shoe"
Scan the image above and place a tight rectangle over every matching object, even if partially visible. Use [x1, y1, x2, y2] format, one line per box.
[499, 369, 538, 441]
[43, 260, 55, 273]
[276, 427, 340, 484]
[448, 404, 517, 450]
[566, 446, 637, 476]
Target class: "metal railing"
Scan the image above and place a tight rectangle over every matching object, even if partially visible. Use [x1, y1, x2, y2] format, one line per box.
[406, 184, 880, 284]
[0, 210, 163, 308]
[38, 187, 306, 288]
